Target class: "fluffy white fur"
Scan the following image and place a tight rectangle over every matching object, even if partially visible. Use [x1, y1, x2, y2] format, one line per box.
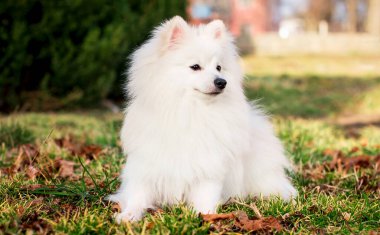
[108, 16, 297, 222]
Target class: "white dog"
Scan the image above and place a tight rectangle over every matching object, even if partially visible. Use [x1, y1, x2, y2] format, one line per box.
[108, 16, 297, 222]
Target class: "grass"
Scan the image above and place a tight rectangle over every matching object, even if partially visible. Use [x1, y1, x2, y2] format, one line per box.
[0, 122, 35, 148]
[243, 55, 380, 78]
[243, 55, 380, 118]
[1, 55, 380, 234]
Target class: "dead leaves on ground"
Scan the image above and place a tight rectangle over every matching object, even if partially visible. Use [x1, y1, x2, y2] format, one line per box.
[12, 197, 81, 235]
[356, 174, 380, 193]
[0, 136, 108, 234]
[302, 146, 380, 194]
[0, 135, 104, 180]
[25, 165, 40, 180]
[201, 211, 283, 233]
[54, 158, 76, 179]
[1, 144, 41, 179]
[54, 135, 103, 161]
[143, 209, 283, 233]
[235, 211, 282, 232]
[20, 211, 53, 235]
[324, 148, 380, 173]
[13, 144, 39, 173]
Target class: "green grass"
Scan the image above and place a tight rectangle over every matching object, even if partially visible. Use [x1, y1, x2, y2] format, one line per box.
[243, 55, 380, 118]
[245, 75, 380, 118]
[1, 56, 380, 234]
[0, 122, 35, 148]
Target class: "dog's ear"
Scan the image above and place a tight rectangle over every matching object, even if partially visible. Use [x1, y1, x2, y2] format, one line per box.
[206, 20, 226, 40]
[160, 16, 188, 51]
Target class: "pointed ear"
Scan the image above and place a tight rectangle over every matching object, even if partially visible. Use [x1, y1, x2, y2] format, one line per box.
[160, 16, 188, 50]
[205, 20, 226, 40]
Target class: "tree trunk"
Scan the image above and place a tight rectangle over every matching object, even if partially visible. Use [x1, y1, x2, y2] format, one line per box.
[347, 0, 358, 32]
[306, 0, 333, 32]
[367, 0, 380, 35]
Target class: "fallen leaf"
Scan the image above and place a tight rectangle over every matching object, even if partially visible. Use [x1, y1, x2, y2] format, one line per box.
[146, 222, 155, 230]
[368, 230, 380, 235]
[13, 144, 39, 172]
[343, 155, 371, 168]
[356, 175, 380, 193]
[201, 213, 235, 222]
[80, 144, 103, 160]
[53, 198, 62, 204]
[234, 211, 282, 232]
[54, 159, 75, 178]
[323, 149, 341, 158]
[54, 136, 81, 155]
[304, 164, 325, 180]
[54, 136, 103, 161]
[350, 146, 360, 154]
[28, 197, 44, 207]
[25, 165, 40, 180]
[17, 206, 25, 217]
[21, 184, 44, 190]
[20, 212, 52, 234]
[342, 212, 351, 221]
[61, 203, 77, 213]
[200, 212, 236, 233]
[21, 144, 40, 159]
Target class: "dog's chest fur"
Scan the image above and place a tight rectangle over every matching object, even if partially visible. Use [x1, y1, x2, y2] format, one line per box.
[121, 96, 251, 201]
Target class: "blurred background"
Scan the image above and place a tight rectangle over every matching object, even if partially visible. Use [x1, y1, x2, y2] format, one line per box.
[189, 0, 380, 55]
[1, 0, 380, 121]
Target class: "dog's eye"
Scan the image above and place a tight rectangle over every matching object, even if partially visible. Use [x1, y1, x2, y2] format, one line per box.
[216, 65, 221, 72]
[190, 64, 201, 71]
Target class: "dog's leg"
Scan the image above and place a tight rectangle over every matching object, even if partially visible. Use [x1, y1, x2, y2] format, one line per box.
[188, 180, 222, 214]
[243, 111, 297, 201]
[244, 139, 297, 201]
[111, 183, 152, 223]
[245, 164, 297, 201]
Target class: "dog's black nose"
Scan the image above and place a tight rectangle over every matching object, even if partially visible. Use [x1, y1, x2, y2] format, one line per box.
[214, 78, 227, 89]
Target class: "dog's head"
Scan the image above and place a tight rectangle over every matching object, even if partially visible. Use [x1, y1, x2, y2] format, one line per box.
[128, 16, 243, 101]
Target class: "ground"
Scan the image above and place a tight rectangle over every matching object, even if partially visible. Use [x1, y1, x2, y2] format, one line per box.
[1, 55, 380, 234]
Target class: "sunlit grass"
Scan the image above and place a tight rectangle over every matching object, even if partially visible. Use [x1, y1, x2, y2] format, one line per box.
[243, 55, 380, 78]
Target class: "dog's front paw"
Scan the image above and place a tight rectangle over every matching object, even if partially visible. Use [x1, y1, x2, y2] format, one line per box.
[189, 180, 222, 215]
[114, 210, 144, 223]
[281, 183, 298, 202]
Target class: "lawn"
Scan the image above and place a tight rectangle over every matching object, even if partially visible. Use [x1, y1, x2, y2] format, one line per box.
[1, 55, 380, 234]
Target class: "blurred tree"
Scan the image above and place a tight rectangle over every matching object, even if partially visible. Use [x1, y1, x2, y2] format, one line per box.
[305, 0, 334, 32]
[0, 0, 186, 112]
[366, 0, 380, 35]
[347, 0, 358, 32]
